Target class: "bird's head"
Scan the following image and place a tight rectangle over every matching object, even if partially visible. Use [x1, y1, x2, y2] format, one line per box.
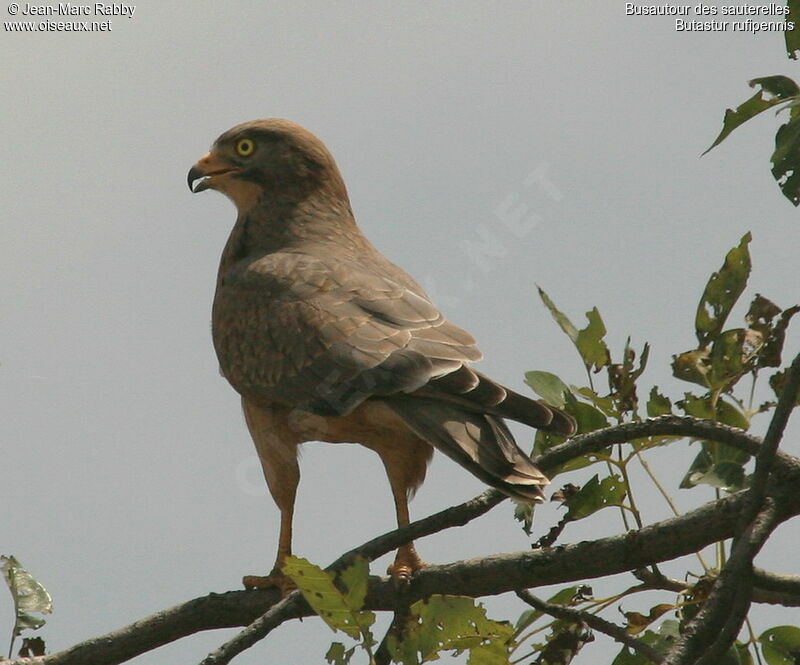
[188, 119, 348, 214]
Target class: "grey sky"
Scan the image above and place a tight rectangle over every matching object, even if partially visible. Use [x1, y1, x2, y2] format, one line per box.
[3, 2, 800, 663]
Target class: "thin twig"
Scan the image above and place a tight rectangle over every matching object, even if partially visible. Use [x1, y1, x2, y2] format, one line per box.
[199, 593, 307, 665]
[515, 589, 663, 664]
[634, 452, 710, 573]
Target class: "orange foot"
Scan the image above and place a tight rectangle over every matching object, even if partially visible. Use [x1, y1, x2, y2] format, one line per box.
[242, 572, 297, 596]
[387, 546, 425, 586]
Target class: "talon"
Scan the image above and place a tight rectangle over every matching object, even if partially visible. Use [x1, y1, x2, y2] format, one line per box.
[387, 546, 425, 586]
[387, 563, 416, 586]
[242, 572, 296, 596]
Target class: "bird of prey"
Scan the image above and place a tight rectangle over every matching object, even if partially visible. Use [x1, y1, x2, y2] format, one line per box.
[188, 119, 575, 592]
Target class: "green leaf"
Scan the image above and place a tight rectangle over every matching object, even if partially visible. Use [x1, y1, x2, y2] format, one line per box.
[623, 603, 675, 635]
[524, 370, 571, 409]
[576, 308, 611, 372]
[759, 625, 800, 665]
[771, 112, 800, 206]
[677, 392, 749, 429]
[325, 642, 355, 665]
[787, 0, 800, 59]
[537, 287, 610, 372]
[715, 397, 751, 430]
[467, 640, 512, 665]
[282, 556, 375, 642]
[390, 596, 513, 665]
[679, 439, 749, 491]
[15, 611, 47, 632]
[734, 641, 755, 665]
[568, 397, 610, 435]
[563, 474, 627, 520]
[672, 348, 711, 388]
[695, 233, 752, 348]
[1, 555, 53, 638]
[338, 556, 369, 613]
[576, 386, 620, 418]
[532, 429, 588, 476]
[538, 286, 579, 343]
[704, 77, 800, 154]
[707, 328, 762, 391]
[716, 644, 748, 665]
[646, 386, 673, 417]
[678, 392, 715, 419]
[751, 75, 800, 99]
[534, 396, 610, 477]
[612, 624, 676, 665]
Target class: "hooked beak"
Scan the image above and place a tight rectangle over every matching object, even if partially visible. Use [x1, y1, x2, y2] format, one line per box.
[187, 152, 239, 193]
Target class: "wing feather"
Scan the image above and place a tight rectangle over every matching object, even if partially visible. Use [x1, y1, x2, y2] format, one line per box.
[213, 252, 480, 414]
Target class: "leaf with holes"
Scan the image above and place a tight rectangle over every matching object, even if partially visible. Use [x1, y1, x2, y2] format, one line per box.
[707, 328, 762, 392]
[704, 77, 800, 154]
[672, 348, 711, 388]
[282, 556, 375, 643]
[694, 233, 751, 348]
[537, 288, 610, 372]
[759, 625, 800, 665]
[1, 555, 52, 639]
[325, 642, 356, 665]
[563, 474, 627, 521]
[771, 112, 800, 206]
[389, 596, 513, 665]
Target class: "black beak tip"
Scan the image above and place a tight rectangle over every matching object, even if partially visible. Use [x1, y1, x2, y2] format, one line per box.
[187, 166, 206, 193]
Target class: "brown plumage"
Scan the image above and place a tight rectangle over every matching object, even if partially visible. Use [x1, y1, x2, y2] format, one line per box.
[188, 119, 575, 591]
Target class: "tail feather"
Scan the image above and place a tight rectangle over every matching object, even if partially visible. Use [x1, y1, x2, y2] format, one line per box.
[419, 368, 576, 436]
[387, 398, 548, 503]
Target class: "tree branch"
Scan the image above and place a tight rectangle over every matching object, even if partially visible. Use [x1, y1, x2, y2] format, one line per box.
[664, 353, 800, 665]
[536, 415, 796, 474]
[4, 417, 798, 665]
[752, 568, 800, 605]
[634, 567, 800, 607]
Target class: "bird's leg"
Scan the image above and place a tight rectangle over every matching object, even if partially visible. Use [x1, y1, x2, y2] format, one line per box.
[384, 466, 424, 584]
[362, 422, 432, 585]
[241, 492, 297, 595]
[241, 400, 300, 596]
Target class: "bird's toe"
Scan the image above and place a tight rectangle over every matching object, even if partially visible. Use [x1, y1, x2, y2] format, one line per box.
[242, 572, 297, 597]
[387, 547, 425, 587]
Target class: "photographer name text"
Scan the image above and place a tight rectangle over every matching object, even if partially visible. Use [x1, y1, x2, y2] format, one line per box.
[14, 2, 135, 17]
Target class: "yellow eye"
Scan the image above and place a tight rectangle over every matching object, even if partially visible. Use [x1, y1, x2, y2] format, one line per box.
[235, 138, 255, 157]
